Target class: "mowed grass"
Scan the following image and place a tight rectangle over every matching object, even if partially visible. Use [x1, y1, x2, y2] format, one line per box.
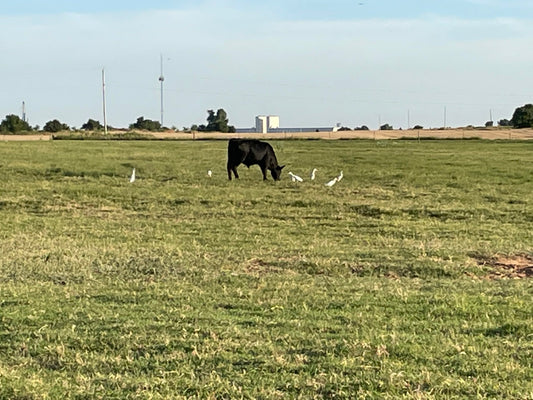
[0, 139, 531, 399]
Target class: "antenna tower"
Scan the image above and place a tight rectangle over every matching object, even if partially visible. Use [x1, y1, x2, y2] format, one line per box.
[102, 68, 108, 135]
[159, 54, 165, 127]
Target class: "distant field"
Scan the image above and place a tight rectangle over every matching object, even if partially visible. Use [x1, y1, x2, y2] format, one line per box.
[2, 127, 533, 141]
[149, 128, 533, 141]
[0, 140, 531, 399]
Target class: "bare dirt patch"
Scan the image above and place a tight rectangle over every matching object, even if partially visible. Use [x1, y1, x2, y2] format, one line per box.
[1, 134, 52, 141]
[243, 258, 283, 275]
[473, 254, 533, 279]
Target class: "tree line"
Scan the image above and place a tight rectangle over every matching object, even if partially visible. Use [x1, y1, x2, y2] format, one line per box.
[0, 108, 236, 134]
[1, 105, 532, 134]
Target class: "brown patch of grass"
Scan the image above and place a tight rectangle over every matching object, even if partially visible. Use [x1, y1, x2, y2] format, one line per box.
[142, 128, 533, 141]
[243, 258, 284, 275]
[0, 134, 52, 141]
[473, 254, 533, 279]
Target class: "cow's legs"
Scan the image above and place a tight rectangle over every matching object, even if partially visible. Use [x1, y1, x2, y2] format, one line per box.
[260, 166, 268, 180]
[227, 163, 233, 180]
[227, 163, 239, 180]
[227, 171, 232, 180]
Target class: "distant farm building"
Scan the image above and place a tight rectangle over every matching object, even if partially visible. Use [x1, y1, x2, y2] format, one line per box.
[236, 116, 336, 134]
[255, 115, 280, 133]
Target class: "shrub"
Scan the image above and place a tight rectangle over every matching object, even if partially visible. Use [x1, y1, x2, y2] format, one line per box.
[511, 104, 533, 128]
[81, 119, 103, 131]
[43, 119, 70, 133]
[197, 109, 235, 133]
[0, 114, 32, 133]
[129, 117, 161, 131]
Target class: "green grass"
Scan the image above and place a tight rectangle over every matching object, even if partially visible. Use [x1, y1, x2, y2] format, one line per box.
[0, 140, 532, 399]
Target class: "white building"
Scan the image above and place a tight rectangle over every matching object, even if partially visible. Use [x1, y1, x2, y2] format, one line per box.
[235, 115, 335, 134]
[255, 115, 280, 133]
[268, 115, 279, 129]
[255, 116, 267, 133]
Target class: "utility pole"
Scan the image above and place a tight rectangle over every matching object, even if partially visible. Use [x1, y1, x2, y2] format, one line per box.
[159, 54, 165, 127]
[102, 68, 108, 135]
[443, 106, 447, 129]
[22, 101, 26, 122]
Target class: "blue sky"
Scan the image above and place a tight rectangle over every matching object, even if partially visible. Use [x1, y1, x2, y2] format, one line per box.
[3, 0, 533, 19]
[1, 0, 532, 129]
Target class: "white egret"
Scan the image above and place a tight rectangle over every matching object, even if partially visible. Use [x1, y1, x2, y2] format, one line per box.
[207, 170, 212, 178]
[129, 168, 136, 183]
[310, 168, 318, 180]
[337, 170, 344, 182]
[288, 172, 303, 182]
[325, 177, 338, 187]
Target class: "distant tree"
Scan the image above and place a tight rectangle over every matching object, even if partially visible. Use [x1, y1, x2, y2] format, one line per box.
[129, 116, 161, 131]
[412, 125, 423, 130]
[43, 119, 70, 133]
[485, 121, 494, 127]
[190, 124, 199, 131]
[511, 104, 533, 128]
[380, 123, 393, 131]
[200, 108, 235, 133]
[498, 119, 512, 127]
[354, 125, 369, 131]
[81, 119, 103, 131]
[0, 114, 32, 133]
[205, 109, 217, 131]
[338, 126, 352, 131]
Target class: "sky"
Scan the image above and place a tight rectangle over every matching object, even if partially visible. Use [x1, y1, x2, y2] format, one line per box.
[1, 0, 532, 130]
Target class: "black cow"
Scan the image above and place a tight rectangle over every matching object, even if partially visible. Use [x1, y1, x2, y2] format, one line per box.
[227, 139, 284, 181]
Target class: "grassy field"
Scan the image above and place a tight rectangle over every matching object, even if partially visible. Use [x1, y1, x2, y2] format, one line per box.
[0, 139, 531, 399]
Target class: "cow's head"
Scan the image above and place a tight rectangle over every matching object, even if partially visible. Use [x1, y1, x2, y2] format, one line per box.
[271, 165, 285, 181]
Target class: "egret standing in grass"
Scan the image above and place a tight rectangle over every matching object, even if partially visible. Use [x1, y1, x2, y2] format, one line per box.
[311, 168, 318, 180]
[337, 170, 344, 182]
[129, 168, 136, 183]
[288, 172, 303, 182]
[207, 170, 212, 178]
[325, 176, 338, 187]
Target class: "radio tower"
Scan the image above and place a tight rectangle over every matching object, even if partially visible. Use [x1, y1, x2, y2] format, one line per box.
[159, 54, 165, 127]
[102, 68, 108, 135]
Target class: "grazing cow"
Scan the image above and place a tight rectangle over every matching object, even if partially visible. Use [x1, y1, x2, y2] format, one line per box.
[227, 139, 284, 181]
